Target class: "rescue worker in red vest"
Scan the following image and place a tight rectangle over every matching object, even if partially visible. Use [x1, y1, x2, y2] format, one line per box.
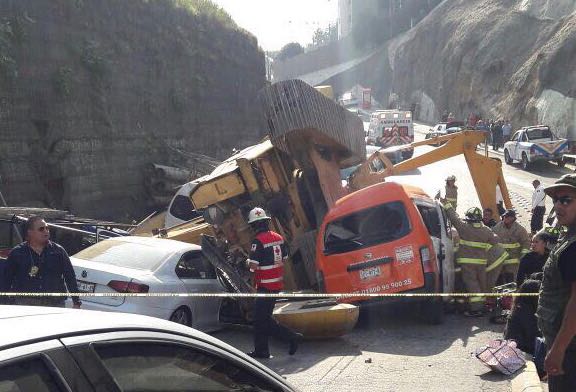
[492, 209, 530, 284]
[443, 203, 508, 316]
[245, 207, 301, 359]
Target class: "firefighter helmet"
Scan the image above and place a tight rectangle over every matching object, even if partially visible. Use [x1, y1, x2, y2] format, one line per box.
[464, 207, 482, 222]
[537, 226, 560, 248]
[247, 207, 271, 224]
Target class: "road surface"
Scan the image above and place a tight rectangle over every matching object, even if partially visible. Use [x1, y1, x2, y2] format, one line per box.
[210, 123, 573, 391]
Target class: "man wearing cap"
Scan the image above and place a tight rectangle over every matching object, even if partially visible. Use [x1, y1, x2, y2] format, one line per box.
[536, 174, 576, 391]
[492, 209, 531, 284]
[532, 179, 547, 235]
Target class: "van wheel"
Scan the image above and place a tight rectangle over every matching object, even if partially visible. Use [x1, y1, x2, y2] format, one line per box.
[419, 297, 444, 325]
[557, 159, 566, 168]
[504, 150, 513, 164]
[521, 153, 531, 170]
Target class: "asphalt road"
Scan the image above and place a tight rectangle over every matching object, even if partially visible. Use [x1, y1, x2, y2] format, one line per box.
[210, 124, 569, 391]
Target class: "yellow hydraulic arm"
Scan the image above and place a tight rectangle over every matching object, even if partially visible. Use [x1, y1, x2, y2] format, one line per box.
[348, 131, 512, 215]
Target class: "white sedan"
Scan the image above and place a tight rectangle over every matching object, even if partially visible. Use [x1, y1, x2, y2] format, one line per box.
[69, 236, 226, 331]
[0, 306, 298, 391]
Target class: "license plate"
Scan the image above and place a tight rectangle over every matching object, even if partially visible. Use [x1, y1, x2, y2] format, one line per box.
[77, 280, 95, 293]
[359, 266, 381, 280]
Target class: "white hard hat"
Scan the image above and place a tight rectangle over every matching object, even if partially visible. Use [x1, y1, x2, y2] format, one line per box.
[446, 175, 456, 181]
[247, 207, 271, 224]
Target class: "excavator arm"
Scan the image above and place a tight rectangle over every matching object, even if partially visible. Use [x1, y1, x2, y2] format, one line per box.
[348, 131, 512, 215]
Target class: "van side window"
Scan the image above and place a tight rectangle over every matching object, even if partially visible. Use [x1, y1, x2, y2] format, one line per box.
[416, 205, 441, 238]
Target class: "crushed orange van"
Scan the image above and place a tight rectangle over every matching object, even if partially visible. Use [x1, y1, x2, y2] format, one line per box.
[316, 182, 455, 323]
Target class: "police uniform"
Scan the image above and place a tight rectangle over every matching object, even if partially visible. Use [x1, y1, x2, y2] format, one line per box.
[249, 228, 298, 358]
[492, 220, 530, 283]
[444, 204, 508, 313]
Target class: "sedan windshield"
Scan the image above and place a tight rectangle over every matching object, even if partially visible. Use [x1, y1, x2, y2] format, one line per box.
[73, 240, 172, 270]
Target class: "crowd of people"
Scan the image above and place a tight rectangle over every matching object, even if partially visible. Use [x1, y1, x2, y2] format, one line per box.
[439, 174, 576, 391]
[442, 110, 513, 150]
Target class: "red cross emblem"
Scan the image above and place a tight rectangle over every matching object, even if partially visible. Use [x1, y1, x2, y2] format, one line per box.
[255, 210, 262, 216]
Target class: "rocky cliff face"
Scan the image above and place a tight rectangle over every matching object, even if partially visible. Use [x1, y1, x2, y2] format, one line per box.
[386, 0, 576, 137]
[0, 0, 265, 220]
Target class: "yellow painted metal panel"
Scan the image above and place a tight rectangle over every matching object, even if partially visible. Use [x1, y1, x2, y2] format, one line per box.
[191, 173, 246, 209]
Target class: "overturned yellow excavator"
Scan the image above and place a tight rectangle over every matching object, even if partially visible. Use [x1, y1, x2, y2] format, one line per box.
[135, 80, 513, 338]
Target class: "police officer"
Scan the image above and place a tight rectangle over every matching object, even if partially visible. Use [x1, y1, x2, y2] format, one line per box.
[245, 207, 301, 359]
[3, 216, 82, 308]
[492, 209, 530, 284]
[536, 174, 576, 391]
[445, 175, 458, 210]
[444, 203, 508, 317]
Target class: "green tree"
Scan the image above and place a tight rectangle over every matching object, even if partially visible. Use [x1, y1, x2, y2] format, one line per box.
[276, 42, 304, 61]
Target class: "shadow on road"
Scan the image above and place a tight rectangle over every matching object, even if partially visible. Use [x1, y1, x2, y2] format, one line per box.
[505, 160, 572, 180]
[213, 304, 505, 375]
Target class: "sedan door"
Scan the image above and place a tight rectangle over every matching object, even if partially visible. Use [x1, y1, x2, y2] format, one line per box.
[61, 331, 295, 391]
[175, 251, 224, 330]
[0, 340, 94, 392]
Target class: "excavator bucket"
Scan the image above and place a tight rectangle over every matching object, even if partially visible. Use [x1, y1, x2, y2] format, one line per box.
[259, 79, 366, 169]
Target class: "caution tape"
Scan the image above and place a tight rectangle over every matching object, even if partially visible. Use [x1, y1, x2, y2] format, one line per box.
[0, 292, 538, 298]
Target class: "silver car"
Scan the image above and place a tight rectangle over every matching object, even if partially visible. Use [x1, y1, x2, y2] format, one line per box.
[0, 306, 297, 391]
[70, 236, 225, 331]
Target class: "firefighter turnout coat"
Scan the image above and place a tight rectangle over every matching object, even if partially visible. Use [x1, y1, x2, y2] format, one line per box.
[492, 221, 530, 268]
[444, 204, 509, 289]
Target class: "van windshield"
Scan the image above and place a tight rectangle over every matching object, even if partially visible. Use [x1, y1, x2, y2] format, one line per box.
[323, 201, 411, 255]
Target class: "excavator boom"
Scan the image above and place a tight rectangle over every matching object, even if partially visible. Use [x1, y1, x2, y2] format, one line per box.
[349, 131, 512, 215]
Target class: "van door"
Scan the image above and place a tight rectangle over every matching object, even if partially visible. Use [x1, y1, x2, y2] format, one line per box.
[413, 201, 454, 294]
[436, 203, 454, 294]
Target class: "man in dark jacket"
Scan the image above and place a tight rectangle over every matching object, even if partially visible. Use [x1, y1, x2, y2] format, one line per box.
[536, 175, 576, 391]
[3, 216, 82, 308]
[505, 279, 542, 354]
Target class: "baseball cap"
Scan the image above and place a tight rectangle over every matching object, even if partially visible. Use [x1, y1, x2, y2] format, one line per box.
[544, 174, 576, 196]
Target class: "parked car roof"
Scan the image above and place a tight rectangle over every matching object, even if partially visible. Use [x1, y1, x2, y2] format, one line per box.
[0, 305, 218, 349]
[77, 235, 201, 254]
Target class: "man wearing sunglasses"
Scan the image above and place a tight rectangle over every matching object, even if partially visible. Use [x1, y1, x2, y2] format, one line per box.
[536, 174, 576, 391]
[2, 215, 82, 309]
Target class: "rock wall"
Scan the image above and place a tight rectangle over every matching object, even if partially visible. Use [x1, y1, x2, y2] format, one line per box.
[385, 0, 576, 136]
[0, 0, 266, 220]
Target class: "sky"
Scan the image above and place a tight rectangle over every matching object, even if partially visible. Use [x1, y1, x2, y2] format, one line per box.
[211, 0, 338, 51]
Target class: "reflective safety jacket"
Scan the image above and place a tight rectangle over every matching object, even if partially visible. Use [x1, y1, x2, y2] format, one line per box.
[249, 231, 287, 291]
[444, 204, 508, 273]
[492, 221, 530, 265]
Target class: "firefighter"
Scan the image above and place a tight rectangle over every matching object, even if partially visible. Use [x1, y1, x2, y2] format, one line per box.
[245, 207, 301, 359]
[445, 175, 458, 210]
[443, 203, 508, 317]
[492, 209, 530, 284]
